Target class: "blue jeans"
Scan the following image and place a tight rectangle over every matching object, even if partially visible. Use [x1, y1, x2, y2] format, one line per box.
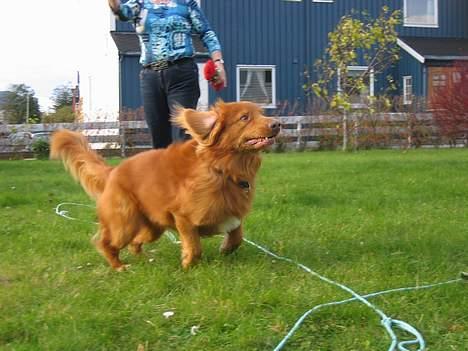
[140, 58, 200, 149]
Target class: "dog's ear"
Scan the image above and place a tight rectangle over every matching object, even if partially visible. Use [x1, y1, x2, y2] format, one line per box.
[172, 107, 217, 141]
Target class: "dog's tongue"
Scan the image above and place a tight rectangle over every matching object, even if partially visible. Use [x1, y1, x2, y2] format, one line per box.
[246, 137, 274, 148]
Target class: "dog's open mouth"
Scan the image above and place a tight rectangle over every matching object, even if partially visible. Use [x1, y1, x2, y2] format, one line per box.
[245, 136, 276, 149]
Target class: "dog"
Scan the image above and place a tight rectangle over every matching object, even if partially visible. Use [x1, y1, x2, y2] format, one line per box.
[50, 101, 280, 270]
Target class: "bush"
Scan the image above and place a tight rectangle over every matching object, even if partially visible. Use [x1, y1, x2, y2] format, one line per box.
[43, 105, 75, 123]
[31, 139, 50, 159]
[431, 61, 468, 146]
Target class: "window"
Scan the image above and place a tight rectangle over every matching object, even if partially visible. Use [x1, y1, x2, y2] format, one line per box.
[403, 76, 413, 105]
[236, 65, 276, 108]
[339, 66, 374, 108]
[431, 73, 447, 88]
[404, 0, 438, 27]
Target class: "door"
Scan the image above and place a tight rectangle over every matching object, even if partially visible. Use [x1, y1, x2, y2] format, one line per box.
[428, 67, 456, 106]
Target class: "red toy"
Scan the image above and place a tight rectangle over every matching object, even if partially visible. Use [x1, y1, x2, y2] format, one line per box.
[203, 59, 224, 92]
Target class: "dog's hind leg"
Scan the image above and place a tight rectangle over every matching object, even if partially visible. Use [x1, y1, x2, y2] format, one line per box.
[129, 224, 164, 255]
[93, 225, 128, 271]
[174, 216, 202, 269]
[220, 225, 243, 255]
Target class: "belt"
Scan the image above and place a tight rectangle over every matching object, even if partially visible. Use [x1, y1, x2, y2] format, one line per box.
[144, 57, 193, 71]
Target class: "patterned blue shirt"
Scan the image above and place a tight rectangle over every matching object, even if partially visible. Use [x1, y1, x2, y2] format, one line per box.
[117, 0, 221, 65]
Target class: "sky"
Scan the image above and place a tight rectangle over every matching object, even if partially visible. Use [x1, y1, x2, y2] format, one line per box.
[0, 0, 118, 116]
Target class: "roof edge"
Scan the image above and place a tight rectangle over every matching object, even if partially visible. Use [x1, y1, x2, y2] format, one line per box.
[397, 38, 425, 64]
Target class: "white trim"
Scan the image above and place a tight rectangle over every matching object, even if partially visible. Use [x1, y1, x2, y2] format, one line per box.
[344, 66, 375, 109]
[369, 69, 375, 97]
[313, 0, 334, 3]
[403, 76, 413, 105]
[397, 38, 425, 63]
[425, 55, 468, 61]
[347, 65, 369, 71]
[197, 63, 209, 111]
[403, 0, 439, 28]
[236, 65, 277, 109]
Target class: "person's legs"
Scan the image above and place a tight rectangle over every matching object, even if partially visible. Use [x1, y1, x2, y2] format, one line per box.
[140, 68, 172, 149]
[164, 59, 201, 142]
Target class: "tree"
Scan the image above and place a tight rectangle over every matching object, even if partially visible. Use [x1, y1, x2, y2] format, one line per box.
[42, 105, 76, 123]
[3, 84, 41, 124]
[51, 84, 74, 110]
[305, 7, 401, 150]
[431, 61, 468, 146]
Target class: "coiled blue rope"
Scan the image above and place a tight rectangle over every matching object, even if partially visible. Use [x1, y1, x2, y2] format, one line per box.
[55, 203, 465, 351]
[243, 238, 464, 351]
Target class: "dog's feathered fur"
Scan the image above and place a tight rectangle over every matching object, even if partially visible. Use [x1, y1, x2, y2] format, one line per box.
[50, 101, 280, 270]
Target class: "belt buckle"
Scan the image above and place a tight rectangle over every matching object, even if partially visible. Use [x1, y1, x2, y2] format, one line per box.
[150, 60, 169, 71]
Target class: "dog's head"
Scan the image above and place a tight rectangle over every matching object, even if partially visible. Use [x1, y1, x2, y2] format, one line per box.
[172, 101, 281, 152]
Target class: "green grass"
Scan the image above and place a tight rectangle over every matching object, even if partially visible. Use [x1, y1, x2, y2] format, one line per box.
[0, 149, 467, 351]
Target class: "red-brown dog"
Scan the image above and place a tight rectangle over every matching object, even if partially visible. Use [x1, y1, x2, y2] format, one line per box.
[50, 101, 280, 270]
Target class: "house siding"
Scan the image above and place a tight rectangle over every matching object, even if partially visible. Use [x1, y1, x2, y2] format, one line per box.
[120, 56, 142, 110]
[115, 0, 468, 110]
[398, 50, 424, 97]
[203, 0, 468, 107]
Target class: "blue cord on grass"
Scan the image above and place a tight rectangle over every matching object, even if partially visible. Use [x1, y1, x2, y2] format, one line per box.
[55, 202, 465, 351]
[243, 237, 464, 351]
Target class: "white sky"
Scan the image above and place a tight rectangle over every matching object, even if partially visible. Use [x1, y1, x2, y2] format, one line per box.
[0, 0, 119, 116]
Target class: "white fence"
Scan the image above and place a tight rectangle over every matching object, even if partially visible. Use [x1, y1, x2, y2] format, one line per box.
[0, 113, 458, 158]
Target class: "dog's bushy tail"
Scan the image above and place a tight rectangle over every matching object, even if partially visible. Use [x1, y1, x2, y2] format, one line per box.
[50, 129, 112, 199]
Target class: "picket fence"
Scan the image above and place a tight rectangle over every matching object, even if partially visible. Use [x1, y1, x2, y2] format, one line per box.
[0, 113, 457, 159]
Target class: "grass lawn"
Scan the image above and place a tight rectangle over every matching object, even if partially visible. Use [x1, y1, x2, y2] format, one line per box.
[0, 149, 467, 351]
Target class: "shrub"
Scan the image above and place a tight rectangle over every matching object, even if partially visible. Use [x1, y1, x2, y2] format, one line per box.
[31, 139, 50, 159]
[431, 61, 468, 146]
[43, 105, 75, 123]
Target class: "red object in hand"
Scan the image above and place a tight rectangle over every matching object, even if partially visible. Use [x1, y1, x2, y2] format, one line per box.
[204, 59, 224, 92]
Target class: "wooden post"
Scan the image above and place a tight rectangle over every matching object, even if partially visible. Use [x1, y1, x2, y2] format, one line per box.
[407, 113, 413, 149]
[353, 114, 359, 151]
[342, 111, 348, 151]
[296, 120, 302, 150]
[120, 123, 126, 158]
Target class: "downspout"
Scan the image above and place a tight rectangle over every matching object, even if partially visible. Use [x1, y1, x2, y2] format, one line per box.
[119, 54, 123, 113]
[422, 64, 427, 99]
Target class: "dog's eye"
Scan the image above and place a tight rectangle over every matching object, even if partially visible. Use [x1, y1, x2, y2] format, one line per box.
[240, 114, 249, 121]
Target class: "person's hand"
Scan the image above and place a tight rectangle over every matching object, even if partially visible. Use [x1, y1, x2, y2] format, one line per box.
[108, 0, 121, 13]
[214, 61, 227, 88]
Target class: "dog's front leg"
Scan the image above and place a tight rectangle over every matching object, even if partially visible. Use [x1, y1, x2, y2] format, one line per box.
[220, 224, 243, 255]
[174, 216, 202, 269]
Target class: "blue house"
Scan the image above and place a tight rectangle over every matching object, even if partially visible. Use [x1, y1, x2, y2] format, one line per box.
[111, 0, 468, 114]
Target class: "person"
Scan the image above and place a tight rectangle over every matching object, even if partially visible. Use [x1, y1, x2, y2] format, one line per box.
[108, 0, 227, 148]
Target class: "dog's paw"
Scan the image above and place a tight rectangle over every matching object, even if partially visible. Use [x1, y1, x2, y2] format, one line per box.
[181, 256, 201, 270]
[115, 264, 131, 272]
[219, 244, 240, 255]
[128, 243, 143, 256]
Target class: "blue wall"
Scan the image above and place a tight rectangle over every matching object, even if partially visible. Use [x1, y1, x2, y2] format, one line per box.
[398, 50, 424, 97]
[202, 0, 468, 107]
[116, 0, 468, 110]
[120, 55, 142, 109]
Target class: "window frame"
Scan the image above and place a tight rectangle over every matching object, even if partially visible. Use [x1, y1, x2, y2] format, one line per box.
[236, 65, 277, 109]
[403, 0, 439, 28]
[338, 66, 375, 109]
[403, 76, 413, 105]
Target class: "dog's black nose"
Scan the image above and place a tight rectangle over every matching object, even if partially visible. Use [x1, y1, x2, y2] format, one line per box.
[269, 120, 281, 132]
